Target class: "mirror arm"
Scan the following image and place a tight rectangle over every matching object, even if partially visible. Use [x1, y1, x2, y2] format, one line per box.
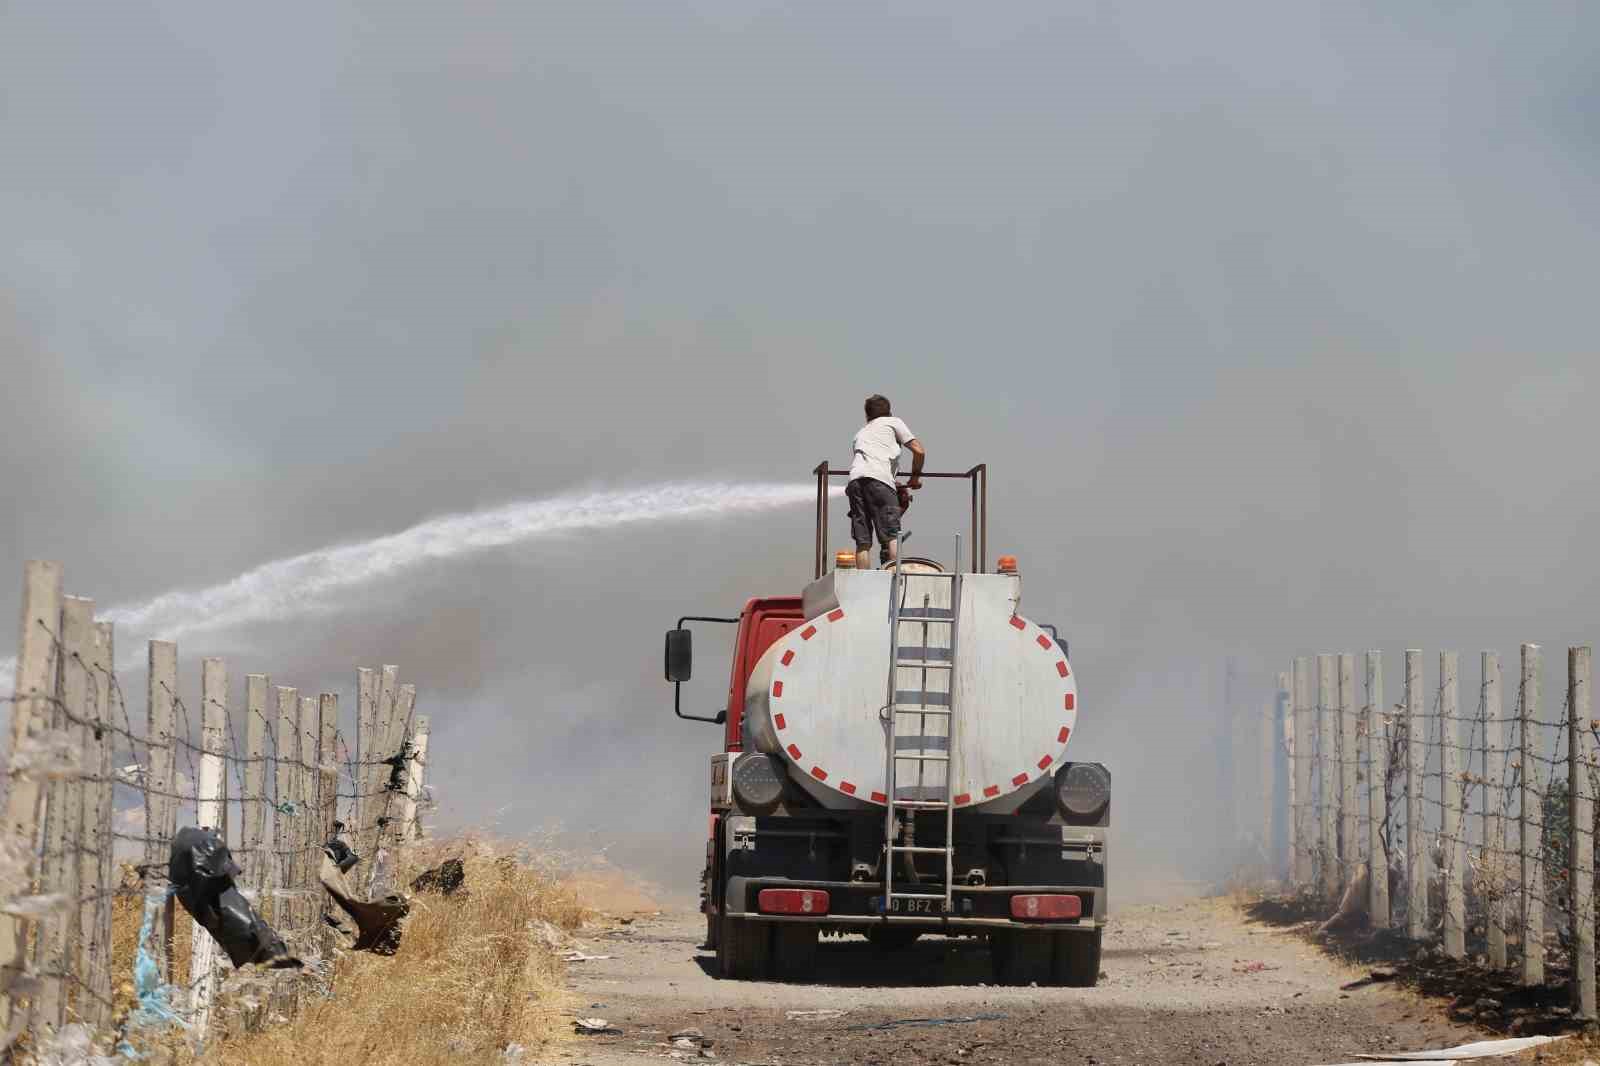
[670, 615, 739, 725]
[674, 682, 726, 725]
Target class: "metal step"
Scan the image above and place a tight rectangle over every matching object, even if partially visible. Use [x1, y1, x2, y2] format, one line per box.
[895, 660, 953, 671]
[894, 753, 950, 762]
[889, 845, 952, 855]
[891, 705, 951, 716]
[888, 892, 951, 901]
[890, 799, 952, 809]
[897, 607, 954, 621]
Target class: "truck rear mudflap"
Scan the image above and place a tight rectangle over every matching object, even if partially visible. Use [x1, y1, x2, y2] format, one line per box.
[724, 876, 1105, 931]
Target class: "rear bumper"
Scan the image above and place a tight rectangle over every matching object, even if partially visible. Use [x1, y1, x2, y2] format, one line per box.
[724, 876, 1104, 932]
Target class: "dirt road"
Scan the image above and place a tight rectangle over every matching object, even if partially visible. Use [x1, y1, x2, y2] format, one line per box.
[550, 897, 1481, 1066]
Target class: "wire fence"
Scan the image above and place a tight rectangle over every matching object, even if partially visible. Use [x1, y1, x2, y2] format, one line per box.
[1265, 645, 1597, 1021]
[0, 561, 437, 1059]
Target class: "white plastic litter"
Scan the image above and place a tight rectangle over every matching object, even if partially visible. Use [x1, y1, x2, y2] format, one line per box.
[1348, 1034, 1571, 1060]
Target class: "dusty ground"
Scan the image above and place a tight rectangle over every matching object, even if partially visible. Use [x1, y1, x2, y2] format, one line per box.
[549, 897, 1485, 1066]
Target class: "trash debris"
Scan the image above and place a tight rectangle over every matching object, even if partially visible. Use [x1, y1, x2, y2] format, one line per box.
[324, 837, 360, 873]
[412, 857, 466, 896]
[669, 1027, 712, 1048]
[1352, 1034, 1570, 1060]
[1340, 969, 1396, 991]
[1318, 863, 1371, 935]
[844, 1013, 1005, 1032]
[574, 1018, 623, 1036]
[561, 950, 615, 962]
[127, 888, 187, 1033]
[319, 846, 408, 954]
[1230, 960, 1277, 974]
[786, 1008, 849, 1020]
[30, 1022, 117, 1066]
[7, 731, 80, 780]
[168, 826, 299, 968]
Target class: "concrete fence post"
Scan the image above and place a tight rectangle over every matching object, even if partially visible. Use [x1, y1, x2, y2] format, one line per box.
[36, 595, 94, 1032]
[1405, 649, 1427, 939]
[1520, 642, 1544, 985]
[273, 686, 298, 930]
[1338, 653, 1358, 887]
[243, 675, 270, 895]
[317, 694, 338, 955]
[297, 696, 318, 933]
[1366, 651, 1389, 927]
[0, 560, 63, 1041]
[364, 666, 398, 864]
[402, 714, 430, 843]
[355, 667, 377, 846]
[1569, 646, 1594, 1020]
[1271, 672, 1289, 873]
[146, 640, 180, 983]
[1441, 651, 1465, 958]
[81, 619, 115, 1028]
[1292, 657, 1313, 886]
[189, 658, 227, 1038]
[1483, 652, 1508, 968]
[1317, 654, 1338, 898]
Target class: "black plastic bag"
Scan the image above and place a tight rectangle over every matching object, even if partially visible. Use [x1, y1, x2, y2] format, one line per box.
[168, 826, 300, 969]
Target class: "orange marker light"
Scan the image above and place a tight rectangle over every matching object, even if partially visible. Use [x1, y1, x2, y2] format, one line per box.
[997, 555, 1018, 574]
[835, 551, 857, 570]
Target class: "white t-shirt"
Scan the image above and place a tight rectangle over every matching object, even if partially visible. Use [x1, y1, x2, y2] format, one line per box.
[849, 416, 917, 488]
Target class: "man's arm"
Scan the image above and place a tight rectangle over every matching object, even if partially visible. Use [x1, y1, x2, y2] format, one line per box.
[905, 438, 926, 489]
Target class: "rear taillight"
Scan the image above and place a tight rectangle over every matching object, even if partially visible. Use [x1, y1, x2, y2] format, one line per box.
[1009, 894, 1083, 920]
[757, 888, 830, 915]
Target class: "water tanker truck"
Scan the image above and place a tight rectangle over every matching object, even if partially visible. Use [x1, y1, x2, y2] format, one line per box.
[665, 463, 1110, 985]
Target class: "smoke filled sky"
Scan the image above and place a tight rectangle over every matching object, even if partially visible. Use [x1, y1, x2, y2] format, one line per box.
[3, 2, 1597, 887]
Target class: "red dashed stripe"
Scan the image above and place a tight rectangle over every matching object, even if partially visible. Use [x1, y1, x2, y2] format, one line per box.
[771, 680, 783, 698]
[840, 781, 857, 795]
[983, 785, 1000, 798]
[787, 744, 803, 759]
[1058, 726, 1070, 743]
[1012, 772, 1029, 787]
[1038, 754, 1054, 770]
[870, 791, 888, 803]
[774, 713, 787, 730]
[1064, 693, 1076, 711]
[954, 793, 972, 806]
[801, 625, 817, 641]
[1037, 634, 1052, 650]
[781, 649, 795, 666]
[827, 608, 845, 622]
[810, 766, 828, 781]
[1009, 616, 1026, 630]
[1056, 660, 1069, 678]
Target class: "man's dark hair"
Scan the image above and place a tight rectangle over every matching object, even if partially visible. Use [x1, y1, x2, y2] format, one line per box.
[864, 394, 892, 420]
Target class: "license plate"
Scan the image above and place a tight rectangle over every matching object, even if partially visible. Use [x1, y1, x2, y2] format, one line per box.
[886, 897, 943, 914]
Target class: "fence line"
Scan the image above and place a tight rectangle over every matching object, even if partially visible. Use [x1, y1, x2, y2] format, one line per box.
[0, 560, 438, 1057]
[1239, 642, 1600, 1023]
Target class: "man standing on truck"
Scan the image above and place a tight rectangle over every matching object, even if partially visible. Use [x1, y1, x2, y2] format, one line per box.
[846, 394, 926, 569]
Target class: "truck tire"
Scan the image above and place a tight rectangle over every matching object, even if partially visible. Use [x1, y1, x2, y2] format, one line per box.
[771, 923, 819, 982]
[991, 929, 1053, 986]
[718, 915, 771, 980]
[1051, 928, 1102, 987]
[866, 925, 922, 950]
[700, 860, 718, 951]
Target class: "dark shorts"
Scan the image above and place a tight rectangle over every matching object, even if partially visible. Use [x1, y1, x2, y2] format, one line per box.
[846, 477, 901, 551]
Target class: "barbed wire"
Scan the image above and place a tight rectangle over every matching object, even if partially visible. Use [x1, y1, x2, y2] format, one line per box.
[1, 613, 427, 1056]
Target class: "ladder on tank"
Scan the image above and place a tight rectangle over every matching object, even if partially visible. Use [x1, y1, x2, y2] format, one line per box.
[880, 535, 962, 914]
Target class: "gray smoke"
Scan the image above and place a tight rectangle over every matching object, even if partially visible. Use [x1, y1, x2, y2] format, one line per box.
[3, 1, 1595, 899]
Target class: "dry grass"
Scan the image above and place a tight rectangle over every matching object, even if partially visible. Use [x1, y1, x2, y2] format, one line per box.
[199, 836, 587, 1066]
[102, 836, 589, 1066]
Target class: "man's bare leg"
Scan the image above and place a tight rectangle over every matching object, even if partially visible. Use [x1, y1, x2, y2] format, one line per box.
[881, 537, 899, 569]
[856, 548, 872, 570]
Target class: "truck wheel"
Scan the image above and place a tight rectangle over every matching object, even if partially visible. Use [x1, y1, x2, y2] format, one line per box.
[700, 860, 718, 951]
[991, 930, 1052, 985]
[1051, 928, 1102, 987]
[866, 926, 922, 950]
[718, 915, 771, 980]
[771, 923, 819, 982]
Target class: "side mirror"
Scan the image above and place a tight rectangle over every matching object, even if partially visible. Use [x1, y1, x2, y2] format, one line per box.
[664, 628, 693, 683]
